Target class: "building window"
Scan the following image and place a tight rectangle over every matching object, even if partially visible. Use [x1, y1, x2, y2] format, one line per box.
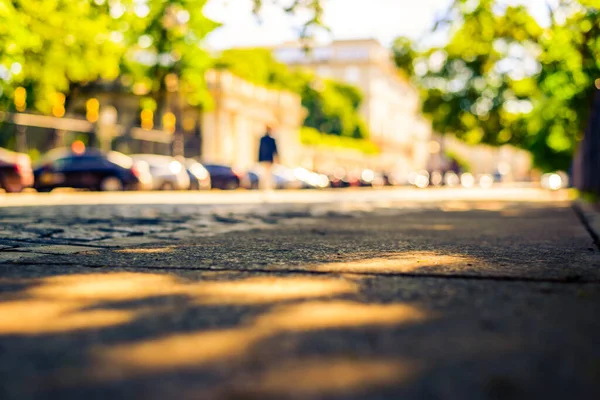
[336, 47, 370, 62]
[312, 47, 333, 62]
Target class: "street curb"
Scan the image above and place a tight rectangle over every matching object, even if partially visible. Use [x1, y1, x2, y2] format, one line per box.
[573, 199, 600, 248]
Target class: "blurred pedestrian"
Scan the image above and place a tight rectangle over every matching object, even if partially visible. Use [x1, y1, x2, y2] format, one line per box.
[258, 126, 279, 191]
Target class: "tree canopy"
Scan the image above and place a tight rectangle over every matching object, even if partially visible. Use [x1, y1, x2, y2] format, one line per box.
[393, 0, 600, 172]
[0, 0, 322, 113]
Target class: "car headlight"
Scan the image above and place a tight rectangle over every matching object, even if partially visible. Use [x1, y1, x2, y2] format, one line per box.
[169, 161, 182, 174]
[191, 165, 209, 180]
[361, 169, 375, 183]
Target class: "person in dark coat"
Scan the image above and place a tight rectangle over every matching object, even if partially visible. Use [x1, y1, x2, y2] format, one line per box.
[258, 126, 279, 190]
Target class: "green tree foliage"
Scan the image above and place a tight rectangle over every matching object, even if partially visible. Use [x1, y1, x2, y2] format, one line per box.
[300, 127, 379, 154]
[214, 48, 303, 92]
[0, 0, 123, 112]
[215, 48, 369, 139]
[0, 0, 324, 114]
[393, 0, 600, 172]
[117, 0, 219, 108]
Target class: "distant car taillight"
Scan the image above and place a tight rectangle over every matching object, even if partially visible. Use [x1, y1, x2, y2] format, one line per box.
[14, 155, 31, 176]
[131, 165, 141, 178]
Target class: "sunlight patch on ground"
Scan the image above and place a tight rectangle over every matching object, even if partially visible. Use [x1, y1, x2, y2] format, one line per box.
[311, 252, 476, 275]
[0, 299, 134, 335]
[0, 273, 359, 335]
[95, 300, 429, 376]
[97, 327, 263, 374]
[116, 247, 176, 254]
[190, 276, 357, 305]
[254, 301, 428, 332]
[234, 358, 418, 397]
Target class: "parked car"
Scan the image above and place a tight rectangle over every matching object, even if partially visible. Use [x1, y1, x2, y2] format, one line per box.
[130, 154, 190, 191]
[0, 147, 34, 193]
[248, 164, 303, 190]
[292, 167, 329, 189]
[184, 159, 211, 190]
[359, 169, 386, 188]
[34, 146, 152, 192]
[204, 164, 243, 190]
[241, 170, 260, 190]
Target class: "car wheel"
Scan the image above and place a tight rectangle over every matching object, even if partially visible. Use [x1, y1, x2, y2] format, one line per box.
[225, 179, 239, 190]
[160, 182, 175, 191]
[0, 177, 23, 193]
[100, 177, 124, 192]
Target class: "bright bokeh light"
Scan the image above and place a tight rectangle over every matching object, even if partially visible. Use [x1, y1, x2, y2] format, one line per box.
[428, 141, 441, 154]
[191, 164, 209, 180]
[294, 167, 310, 181]
[318, 174, 330, 188]
[169, 160, 182, 174]
[497, 162, 511, 176]
[479, 174, 494, 189]
[361, 169, 375, 183]
[430, 171, 443, 186]
[460, 173, 475, 188]
[444, 172, 460, 187]
[548, 173, 562, 191]
[308, 172, 321, 187]
[415, 174, 429, 189]
[71, 140, 86, 155]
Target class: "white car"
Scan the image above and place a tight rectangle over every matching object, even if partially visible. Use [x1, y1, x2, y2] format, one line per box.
[130, 154, 190, 191]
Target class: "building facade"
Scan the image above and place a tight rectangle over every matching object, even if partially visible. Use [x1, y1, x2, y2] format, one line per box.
[273, 39, 432, 171]
[202, 70, 305, 168]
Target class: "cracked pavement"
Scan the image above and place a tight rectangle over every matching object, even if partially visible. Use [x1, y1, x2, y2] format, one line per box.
[0, 191, 599, 400]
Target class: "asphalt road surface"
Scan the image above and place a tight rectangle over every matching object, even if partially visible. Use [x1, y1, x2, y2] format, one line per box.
[0, 188, 598, 400]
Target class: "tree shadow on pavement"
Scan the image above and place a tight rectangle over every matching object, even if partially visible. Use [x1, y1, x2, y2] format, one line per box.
[1, 202, 600, 399]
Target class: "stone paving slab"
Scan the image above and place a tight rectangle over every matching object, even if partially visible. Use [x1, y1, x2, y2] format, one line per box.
[0, 252, 50, 263]
[9, 245, 104, 255]
[14, 202, 599, 283]
[0, 266, 598, 400]
[0, 198, 599, 399]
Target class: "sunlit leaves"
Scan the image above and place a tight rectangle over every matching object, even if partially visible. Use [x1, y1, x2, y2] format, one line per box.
[0, 0, 123, 111]
[396, 0, 600, 171]
[0, 0, 219, 112]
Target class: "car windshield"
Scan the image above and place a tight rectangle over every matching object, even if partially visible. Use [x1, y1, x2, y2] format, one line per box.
[107, 151, 133, 169]
[131, 155, 171, 167]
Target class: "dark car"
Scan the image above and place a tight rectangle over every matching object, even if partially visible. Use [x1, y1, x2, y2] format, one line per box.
[204, 164, 242, 190]
[34, 147, 152, 192]
[0, 147, 34, 193]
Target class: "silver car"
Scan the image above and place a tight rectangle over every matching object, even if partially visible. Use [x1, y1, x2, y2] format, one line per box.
[130, 154, 190, 191]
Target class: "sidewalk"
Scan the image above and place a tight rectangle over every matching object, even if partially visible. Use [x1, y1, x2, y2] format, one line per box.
[573, 199, 600, 246]
[0, 196, 599, 399]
